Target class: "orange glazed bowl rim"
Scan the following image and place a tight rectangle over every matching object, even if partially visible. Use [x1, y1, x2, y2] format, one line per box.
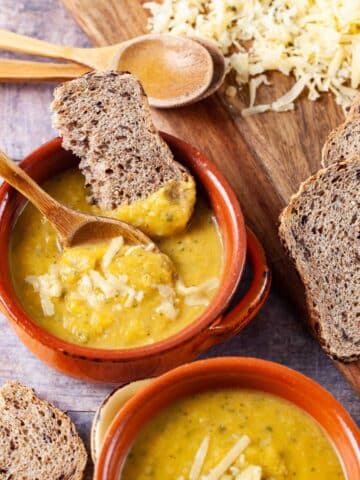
[95, 357, 360, 480]
[0, 134, 246, 361]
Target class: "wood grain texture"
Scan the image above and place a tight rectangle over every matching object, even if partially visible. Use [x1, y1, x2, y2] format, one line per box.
[61, 0, 359, 389]
[0, 4, 358, 479]
[0, 0, 91, 160]
[62, 0, 147, 46]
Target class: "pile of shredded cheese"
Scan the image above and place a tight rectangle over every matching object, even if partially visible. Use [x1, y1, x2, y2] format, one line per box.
[144, 0, 360, 115]
[177, 435, 265, 480]
[26, 237, 219, 322]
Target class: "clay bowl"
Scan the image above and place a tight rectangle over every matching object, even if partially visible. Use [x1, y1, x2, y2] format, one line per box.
[0, 134, 271, 383]
[95, 357, 360, 480]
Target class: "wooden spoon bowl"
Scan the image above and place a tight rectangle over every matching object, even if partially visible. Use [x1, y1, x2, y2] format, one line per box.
[0, 30, 214, 108]
[189, 37, 226, 103]
[0, 150, 155, 249]
[115, 34, 214, 108]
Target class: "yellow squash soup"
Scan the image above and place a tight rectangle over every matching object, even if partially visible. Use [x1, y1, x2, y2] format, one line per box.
[10, 169, 222, 349]
[105, 178, 196, 238]
[122, 390, 345, 480]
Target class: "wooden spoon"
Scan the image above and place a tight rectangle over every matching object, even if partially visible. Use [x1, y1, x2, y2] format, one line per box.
[0, 150, 155, 249]
[0, 30, 213, 108]
[188, 37, 226, 104]
[0, 59, 90, 82]
[0, 40, 226, 102]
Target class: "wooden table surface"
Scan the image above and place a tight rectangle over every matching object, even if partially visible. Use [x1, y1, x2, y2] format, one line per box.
[0, 1, 358, 477]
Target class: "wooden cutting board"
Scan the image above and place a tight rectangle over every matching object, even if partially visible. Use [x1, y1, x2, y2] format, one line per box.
[62, 0, 360, 392]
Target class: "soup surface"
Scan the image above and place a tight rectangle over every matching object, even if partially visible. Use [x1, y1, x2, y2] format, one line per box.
[123, 389, 345, 480]
[10, 169, 222, 349]
[103, 178, 196, 238]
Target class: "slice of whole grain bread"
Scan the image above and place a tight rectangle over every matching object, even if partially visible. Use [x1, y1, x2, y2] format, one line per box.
[322, 93, 360, 168]
[321, 118, 360, 167]
[279, 156, 360, 362]
[51, 70, 191, 210]
[0, 382, 87, 479]
[346, 93, 360, 119]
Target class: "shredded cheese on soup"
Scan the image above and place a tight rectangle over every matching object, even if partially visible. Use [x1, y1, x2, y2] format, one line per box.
[25, 237, 219, 340]
[182, 435, 264, 480]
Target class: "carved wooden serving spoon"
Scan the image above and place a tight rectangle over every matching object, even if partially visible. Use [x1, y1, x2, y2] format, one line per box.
[0, 150, 155, 249]
[0, 30, 214, 108]
[0, 39, 226, 104]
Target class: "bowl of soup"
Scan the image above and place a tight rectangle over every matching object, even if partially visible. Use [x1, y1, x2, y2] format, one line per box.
[95, 357, 360, 480]
[0, 134, 270, 382]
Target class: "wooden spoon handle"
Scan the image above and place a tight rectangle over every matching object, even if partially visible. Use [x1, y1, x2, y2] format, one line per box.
[0, 150, 81, 241]
[0, 150, 57, 211]
[0, 29, 81, 61]
[0, 29, 116, 69]
[0, 59, 90, 82]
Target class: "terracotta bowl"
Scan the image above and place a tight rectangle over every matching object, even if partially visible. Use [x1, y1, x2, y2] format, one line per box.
[95, 357, 360, 480]
[0, 134, 271, 383]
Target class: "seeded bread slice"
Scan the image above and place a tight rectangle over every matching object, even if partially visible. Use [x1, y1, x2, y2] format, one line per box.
[346, 93, 360, 119]
[322, 93, 360, 167]
[51, 71, 190, 209]
[321, 118, 360, 167]
[0, 382, 87, 479]
[279, 156, 360, 362]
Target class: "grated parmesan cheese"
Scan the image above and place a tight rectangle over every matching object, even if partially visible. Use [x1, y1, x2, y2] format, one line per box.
[189, 436, 209, 480]
[124, 245, 142, 256]
[226, 86, 237, 97]
[155, 284, 179, 319]
[352, 38, 360, 89]
[25, 237, 147, 316]
[205, 435, 250, 480]
[176, 278, 219, 306]
[101, 236, 124, 269]
[184, 434, 266, 480]
[236, 465, 262, 480]
[145, 0, 360, 114]
[248, 75, 270, 109]
[26, 235, 220, 326]
[26, 270, 63, 317]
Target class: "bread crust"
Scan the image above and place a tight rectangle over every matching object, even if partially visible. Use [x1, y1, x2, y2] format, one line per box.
[51, 71, 191, 210]
[279, 158, 360, 362]
[346, 93, 360, 119]
[321, 119, 360, 167]
[322, 94, 360, 168]
[0, 382, 87, 479]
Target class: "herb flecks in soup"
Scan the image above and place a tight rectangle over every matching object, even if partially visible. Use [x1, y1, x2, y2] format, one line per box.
[10, 170, 222, 349]
[122, 390, 345, 480]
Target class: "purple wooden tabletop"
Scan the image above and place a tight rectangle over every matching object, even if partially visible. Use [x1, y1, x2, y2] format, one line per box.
[0, 1, 358, 477]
